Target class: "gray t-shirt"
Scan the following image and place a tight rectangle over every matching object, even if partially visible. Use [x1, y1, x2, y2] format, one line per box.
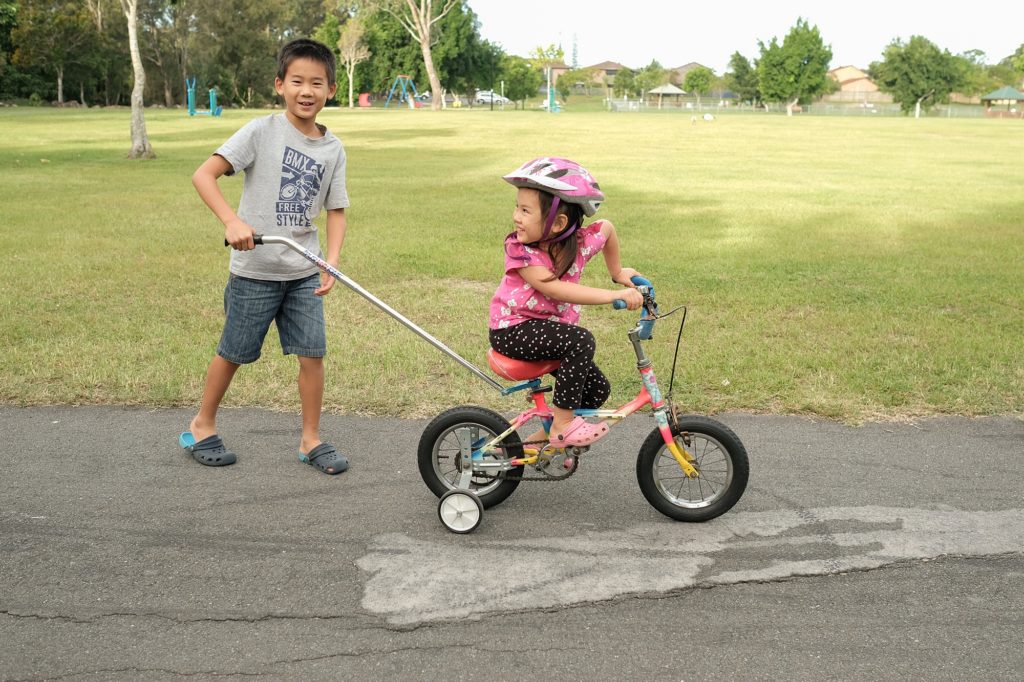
[216, 114, 349, 280]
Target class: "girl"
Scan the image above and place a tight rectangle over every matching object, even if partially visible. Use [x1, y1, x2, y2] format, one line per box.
[488, 157, 644, 448]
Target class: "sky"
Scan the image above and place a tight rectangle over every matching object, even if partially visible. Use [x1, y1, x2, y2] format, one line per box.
[467, 1, 1024, 74]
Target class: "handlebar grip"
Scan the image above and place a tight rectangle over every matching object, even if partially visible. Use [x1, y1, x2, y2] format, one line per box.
[224, 234, 264, 247]
[612, 299, 627, 310]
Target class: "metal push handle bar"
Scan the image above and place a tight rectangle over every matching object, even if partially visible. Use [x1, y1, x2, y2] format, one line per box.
[226, 234, 506, 393]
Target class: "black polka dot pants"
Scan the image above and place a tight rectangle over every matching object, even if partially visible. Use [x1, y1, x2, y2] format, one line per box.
[489, 319, 611, 410]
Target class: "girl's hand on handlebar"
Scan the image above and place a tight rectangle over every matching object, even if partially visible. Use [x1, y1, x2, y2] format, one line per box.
[615, 287, 644, 310]
[613, 267, 642, 287]
[224, 218, 256, 251]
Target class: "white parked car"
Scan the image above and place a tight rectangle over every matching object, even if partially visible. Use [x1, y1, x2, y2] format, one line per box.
[475, 90, 510, 105]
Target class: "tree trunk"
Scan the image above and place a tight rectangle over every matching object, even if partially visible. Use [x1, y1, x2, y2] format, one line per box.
[121, 0, 154, 159]
[347, 62, 355, 108]
[419, 36, 443, 112]
[56, 66, 64, 104]
[786, 97, 799, 116]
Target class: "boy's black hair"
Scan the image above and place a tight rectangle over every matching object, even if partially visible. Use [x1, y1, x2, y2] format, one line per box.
[277, 38, 336, 84]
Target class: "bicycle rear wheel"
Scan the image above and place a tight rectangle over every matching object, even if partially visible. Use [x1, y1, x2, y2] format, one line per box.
[418, 405, 524, 509]
[636, 416, 749, 522]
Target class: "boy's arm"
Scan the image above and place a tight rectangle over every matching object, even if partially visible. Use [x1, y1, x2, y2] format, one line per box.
[315, 207, 347, 296]
[192, 154, 256, 250]
[599, 220, 640, 286]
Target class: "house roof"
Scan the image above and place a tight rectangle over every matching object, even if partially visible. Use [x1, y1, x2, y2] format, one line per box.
[982, 85, 1024, 101]
[586, 61, 627, 71]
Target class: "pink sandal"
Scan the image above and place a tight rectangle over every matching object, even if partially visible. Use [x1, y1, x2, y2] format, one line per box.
[551, 417, 609, 448]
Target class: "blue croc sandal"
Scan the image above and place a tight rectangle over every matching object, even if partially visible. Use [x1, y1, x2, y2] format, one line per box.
[179, 432, 237, 467]
[299, 443, 348, 475]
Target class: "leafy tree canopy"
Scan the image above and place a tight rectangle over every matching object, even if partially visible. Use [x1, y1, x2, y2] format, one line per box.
[869, 35, 962, 114]
[683, 65, 714, 95]
[500, 53, 542, 104]
[725, 51, 760, 104]
[757, 17, 832, 107]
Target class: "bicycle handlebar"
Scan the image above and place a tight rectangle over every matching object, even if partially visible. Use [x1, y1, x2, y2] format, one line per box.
[612, 275, 658, 340]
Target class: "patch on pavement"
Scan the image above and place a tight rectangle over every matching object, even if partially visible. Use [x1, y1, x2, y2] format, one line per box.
[357, 506, 1024, 624]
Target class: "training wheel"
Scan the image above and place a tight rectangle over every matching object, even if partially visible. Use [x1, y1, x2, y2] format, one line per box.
[438, 490, 483, 534]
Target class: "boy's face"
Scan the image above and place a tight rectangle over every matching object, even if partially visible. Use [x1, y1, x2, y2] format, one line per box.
[275, 57, 336, 128]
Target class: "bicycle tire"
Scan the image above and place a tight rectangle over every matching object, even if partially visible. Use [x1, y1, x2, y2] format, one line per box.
[636, 415, 749, 522]
[418, 405, 524, 509]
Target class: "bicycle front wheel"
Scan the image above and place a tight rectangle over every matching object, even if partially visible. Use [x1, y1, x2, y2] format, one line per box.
[636, 416, 749, 522]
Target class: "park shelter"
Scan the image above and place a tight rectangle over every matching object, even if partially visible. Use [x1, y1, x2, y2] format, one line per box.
[981, 85, 1024, 109]
[647, 83, 686, 109]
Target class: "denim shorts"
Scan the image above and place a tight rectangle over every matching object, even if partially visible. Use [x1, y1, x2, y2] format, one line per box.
[217, 273, 326, 364]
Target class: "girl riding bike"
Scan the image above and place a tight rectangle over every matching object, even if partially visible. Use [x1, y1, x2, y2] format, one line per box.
[488, 157, 644, 448]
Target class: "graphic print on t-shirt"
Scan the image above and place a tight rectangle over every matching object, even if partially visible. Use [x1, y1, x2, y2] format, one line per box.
[276, 146, 324, 227]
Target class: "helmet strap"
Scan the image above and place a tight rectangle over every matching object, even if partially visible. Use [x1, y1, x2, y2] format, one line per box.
[540, 196, 561, 241]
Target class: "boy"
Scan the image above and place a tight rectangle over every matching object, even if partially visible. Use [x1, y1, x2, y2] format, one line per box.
[179, 38, 349, 475]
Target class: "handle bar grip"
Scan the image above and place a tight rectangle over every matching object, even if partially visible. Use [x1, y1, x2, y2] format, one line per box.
[611, 275, 654, 309]
[224, 233, 264, 247]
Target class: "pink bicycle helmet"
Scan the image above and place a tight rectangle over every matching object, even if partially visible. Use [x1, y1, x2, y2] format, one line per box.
[503, 157, 605, 243]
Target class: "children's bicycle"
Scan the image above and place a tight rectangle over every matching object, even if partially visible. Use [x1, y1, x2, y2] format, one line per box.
[417, 277, 749, 533]
[239, 235, 749, 534]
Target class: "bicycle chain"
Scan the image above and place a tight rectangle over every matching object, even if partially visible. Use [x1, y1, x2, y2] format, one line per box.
[471, 440, 582, 482]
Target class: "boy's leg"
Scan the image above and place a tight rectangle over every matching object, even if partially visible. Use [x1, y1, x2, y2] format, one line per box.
[184, 274, 278, 455]
[278, 274, 346, 474]
[189, 355, 241, 442]
[297, 355, 324, 455]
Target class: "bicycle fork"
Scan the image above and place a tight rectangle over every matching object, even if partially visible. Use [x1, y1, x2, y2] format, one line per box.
[628, 329, 700, 479]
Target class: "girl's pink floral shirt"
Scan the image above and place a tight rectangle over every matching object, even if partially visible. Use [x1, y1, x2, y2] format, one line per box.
[488, 220, 608, 330]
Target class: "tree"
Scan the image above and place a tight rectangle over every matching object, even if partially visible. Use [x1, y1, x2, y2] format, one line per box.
[189, 0, 295, 107]
[12, 0, 98, 104]
[683, 65, 714, 107]
[556, 67, 596, 100]
[611, 67, 637, 98]
[870, 36, 961, 118]
[120, 0, 154, 158]
[338, 17, 370, 107]
[953, 50, 998, 99]
[376, 0, 459, 111]
[429, 3, 498, 104]
[725, 51, 759, 106]
[757, 17, 832, 116]
[634, 59, 668, 97]
[1009, 44, 1024, 74]
[500, 53, 542, 107]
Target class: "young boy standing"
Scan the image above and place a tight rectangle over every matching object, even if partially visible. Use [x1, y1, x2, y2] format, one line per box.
[180, 38, 349, 475]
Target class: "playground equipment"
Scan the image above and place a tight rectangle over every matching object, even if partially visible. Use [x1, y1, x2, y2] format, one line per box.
[186, 77, 222, 117]
[384, 75, 419, 109]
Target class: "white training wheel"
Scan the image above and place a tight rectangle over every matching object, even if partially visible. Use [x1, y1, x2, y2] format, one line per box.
[438, 489, 483, 534]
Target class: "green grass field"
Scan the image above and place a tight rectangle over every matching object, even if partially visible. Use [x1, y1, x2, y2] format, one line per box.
[0, 106, 1020, 422]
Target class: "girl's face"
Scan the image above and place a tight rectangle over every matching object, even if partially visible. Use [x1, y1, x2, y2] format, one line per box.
[512, 188, 565, 245]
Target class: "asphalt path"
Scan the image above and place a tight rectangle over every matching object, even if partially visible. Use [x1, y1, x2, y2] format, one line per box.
[1, 406, 1022, 680]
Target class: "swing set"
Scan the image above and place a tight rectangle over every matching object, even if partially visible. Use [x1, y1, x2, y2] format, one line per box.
[384, 75, 421, 109]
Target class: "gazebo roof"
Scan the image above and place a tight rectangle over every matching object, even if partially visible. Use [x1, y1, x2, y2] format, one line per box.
[648, 83, 686, 95]
[982, 85, 1024, 101]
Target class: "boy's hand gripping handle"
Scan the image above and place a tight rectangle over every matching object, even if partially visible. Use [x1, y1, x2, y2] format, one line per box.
[224, 234, 264, 247]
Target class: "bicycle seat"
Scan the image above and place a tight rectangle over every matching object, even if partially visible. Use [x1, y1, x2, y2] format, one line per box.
[487, 349, 560, 381]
